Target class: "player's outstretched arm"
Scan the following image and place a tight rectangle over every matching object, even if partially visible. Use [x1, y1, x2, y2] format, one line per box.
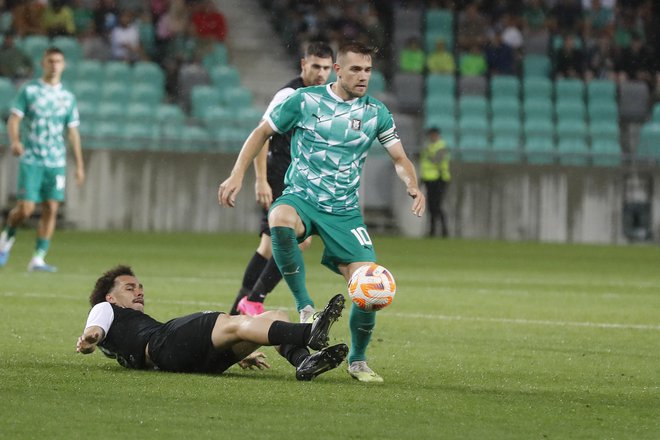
[218, 121, 276, 207]
[387, 142, 426, 217]
[76, 326, 105, 354]
[68, 126, 85, 185]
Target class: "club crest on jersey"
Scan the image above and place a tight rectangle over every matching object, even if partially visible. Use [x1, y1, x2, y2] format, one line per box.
[350, 119, 362, 131]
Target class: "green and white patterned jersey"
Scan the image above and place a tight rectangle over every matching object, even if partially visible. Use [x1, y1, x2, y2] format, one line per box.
[266, 83, 400, 213]
[11, 79, 80, 168]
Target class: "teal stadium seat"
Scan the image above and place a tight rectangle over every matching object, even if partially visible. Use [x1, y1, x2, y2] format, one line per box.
[76, 100, 98, 122]
[52, 36, 83, 64]
[587, 79, 617, 103]
[490, 75, 520, 99]
[591, 138, 622, 166]
[191, 85, 222, 119]
[201, 106, 231, 127]
[459, 114, 489, 136]
[101, 81, 131, 105]
[96, 102, 125, 121]
[523, 77, 552, 99]
[588, 99, 618, 122]
[0, 77, 15, 117]
[221, 87, 252, 108]
[131, 83, 164, 106]
[425, 95, 455, 118]
[426, 74, 455, 97]
[211, 126, 251, 152]
[103, 61, 131, 83]
[76, 59, 103, 80]
[491, 97, 521, 119]
[555, 99, 586, 120]
[180, 125, 211, 151]
[650, 103, 660, 123]
[492, 134, 521, 163]
[636, 123, 660, 161]
[74, 80, 101, 103]
[203, 43, 229, 71]
[523, 54, 551, 78]
[126, 102, 157, 123]
[523, 98, 553, 119]
[236, 107, 264, 128]
[589, 121, 619, 141]
[556, 119, 588, 139]
[20, 35, 49, 63]
[557, 137, 589, 166]
[369, 71, 386, 94]
[555, 78, 585, 101]
[123, 122, 159, 149]
[132, 61, 165, 89]
[524, 117, 554, 138]
[90, 120, 123, 148]
[491, 116, 521, 137]
[424, 113, 456, 137]
[425, 9, 454, 50]
[459, 96, 488, 118]
[156, 104, 186, 128]
[458, 133, 490, 162]
[210, 65, 241, 91]
[524, 135, 555, 164]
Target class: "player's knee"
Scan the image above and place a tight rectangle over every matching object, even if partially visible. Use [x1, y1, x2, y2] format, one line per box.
[268, 205, 297, 229]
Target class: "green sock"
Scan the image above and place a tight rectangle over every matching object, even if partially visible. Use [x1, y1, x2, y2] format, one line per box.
[270, 226, 314, 311]
[348, 304, 376, 364]
[33, 238, 50, 259]
[3, 226, 17, 239]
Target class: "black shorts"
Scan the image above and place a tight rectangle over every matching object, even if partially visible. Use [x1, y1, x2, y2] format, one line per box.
[147, 312, 239, 374]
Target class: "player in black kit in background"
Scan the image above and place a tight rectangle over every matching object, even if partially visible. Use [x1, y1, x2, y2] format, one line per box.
[76, 265, 347, 381]
[229, 42, 334, 319]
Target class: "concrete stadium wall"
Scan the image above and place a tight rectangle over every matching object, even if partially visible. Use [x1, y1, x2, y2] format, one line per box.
[1, 149, 659, 244]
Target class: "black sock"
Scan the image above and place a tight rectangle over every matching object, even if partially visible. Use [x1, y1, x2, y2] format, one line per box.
[278, 344, 310, 367]
[247, 258, 283, 303]
[229, 287, 250, 315]
[241, 252, 268, 292]
[267, 321, 311, 347]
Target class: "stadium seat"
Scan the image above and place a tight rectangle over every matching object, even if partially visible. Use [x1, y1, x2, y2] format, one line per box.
[522, 54, 551, 78]
[619, 80, 649, 123]
[76, 100, 98, 122]
[425, 30, 454, 52]
[103, 61, 132, 83]
[0, 77, 15, 117]
[425, 95, 455, 117]
[210, 65, 241, 91]
[126, 102, 157, 123]
[74, 80, 101, 103]
[393, 72, 424, 113]
[523, 77, 552, 99]
[636, 123, 660, 161]
[524, 135, 555, 164]
[589, 121, 619, 141]
[490, 75, 520, 99]
[177, 63, 211, 112]
[202, 43, 229, 71]
[211, 126, 251, 152]
[190, 85, 222, 119]
[156, 103, 186, 128]
[201, 105, 231, 127]
[20, 35, 49, 63]
[369, 71, 386, 94]
[587, 79, 617, 103]
[424, 113, 456, 136]
[51, 36, 83, 64]
[131, 83, 164, 106]
[491, 116, 521, 137]
[425, 9, 453, 50]
[588, 99, 618, 122]
[591, 138, 622, 167]
[236, 107, 263, 128]
[557, 119, 588, 139]
[101, 81, 131, 105]
[132, 61, 165, 88]
[220, 87, 253, 108]
[180, 125, 211, 151]
[458, 76, 487, 96]
[459, 96, 488, 118]
[96, 102, 125, 121]
[458, 114, 489, 136]
[123, 122, 159, 149]
[76, 59, 103, 80]
[458, 133, 490, 162]
[491, 134, 521, 163]
[524, 117, 554, 138]
[426, 74, 455, 97]
[523, 98, 553, 119]
[555, 78, 585, 101]
[650, 103, 660, 123]
[491, 97, 521, 119]
[90, 121, 123, 149]
[557, 137, 589, 166]
[555, 99, 586, 120]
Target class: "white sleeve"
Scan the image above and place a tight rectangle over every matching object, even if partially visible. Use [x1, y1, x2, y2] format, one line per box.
[84, 302, 115, 338]
[262, 87, 296, 120]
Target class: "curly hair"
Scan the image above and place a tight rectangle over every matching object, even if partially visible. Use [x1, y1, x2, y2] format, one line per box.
[89, 265, 135, 306]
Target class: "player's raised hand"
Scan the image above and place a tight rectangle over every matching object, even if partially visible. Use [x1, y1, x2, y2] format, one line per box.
[218, 175, 243, 207]
[407, 187, 426, 217]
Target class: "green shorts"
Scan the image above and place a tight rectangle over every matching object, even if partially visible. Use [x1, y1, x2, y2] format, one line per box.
[17, 162, 66, 203]
[271, 194, 377, 274]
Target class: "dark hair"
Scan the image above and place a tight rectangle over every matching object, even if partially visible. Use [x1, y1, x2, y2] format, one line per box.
[305, 41, 334, 59]
[427, 127, 440, 135]
[44, 47, 65, 58]
[337, 40, 375, 59]
[89, 265, 135, 306]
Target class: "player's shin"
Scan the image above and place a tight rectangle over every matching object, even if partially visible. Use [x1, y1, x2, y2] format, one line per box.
[348, 304, 376, 363]
[270, 226, 314, 311]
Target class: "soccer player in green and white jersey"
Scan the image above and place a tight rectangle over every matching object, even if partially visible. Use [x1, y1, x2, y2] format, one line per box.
[0, 47, 85, 272]
[219, 41, 425, 383]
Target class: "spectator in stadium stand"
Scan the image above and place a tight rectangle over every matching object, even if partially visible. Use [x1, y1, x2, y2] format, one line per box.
[0, 47, 84, 273]
[522, 0, 548, 36]
[92, 0, 119, 38]
[228, 42, 334, 318]
[457, 2, 488, 51]
[218, 41, 425, 383]
[554, 34, 585, 79]
[585, 35, 615, 80]
[547, 0, 584, 37]
[110, 9, 144, 62]
[191, 0, 227, 42]
[459, 43, 487, 77]
[0, 32, 33, 80]
[485, 31, 516, 76]
[43, 0, 76, 37]
[426, 38, 456, 75]
[76, 265, 348, 381]
[614, 32, 656, 89]
[583, 0, 615, 42]
[12, 0, 46, 37]
[399, 36, 425, 74]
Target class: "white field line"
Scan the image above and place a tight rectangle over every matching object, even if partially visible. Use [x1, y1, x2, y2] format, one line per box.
[3, 291, 659, 332]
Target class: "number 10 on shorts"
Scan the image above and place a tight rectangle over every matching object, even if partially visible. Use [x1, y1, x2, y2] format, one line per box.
[351, 227, 372, 246]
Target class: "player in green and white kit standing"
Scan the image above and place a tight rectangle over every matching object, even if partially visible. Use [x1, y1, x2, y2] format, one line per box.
[0, 47, 85, 272]
[219, 41, 425, 383]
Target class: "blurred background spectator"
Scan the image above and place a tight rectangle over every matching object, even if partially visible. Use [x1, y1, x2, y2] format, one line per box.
[399, 36, 425, 74]
[0, 32, 32, 80]
[426, 38, 455, 75]
[43, 0, 76, 37]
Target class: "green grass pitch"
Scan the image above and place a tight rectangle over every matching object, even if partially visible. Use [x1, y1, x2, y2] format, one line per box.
[1, 231, 658, 439]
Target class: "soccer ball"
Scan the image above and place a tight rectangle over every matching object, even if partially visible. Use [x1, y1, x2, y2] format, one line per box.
[347, 264, 396, 311]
